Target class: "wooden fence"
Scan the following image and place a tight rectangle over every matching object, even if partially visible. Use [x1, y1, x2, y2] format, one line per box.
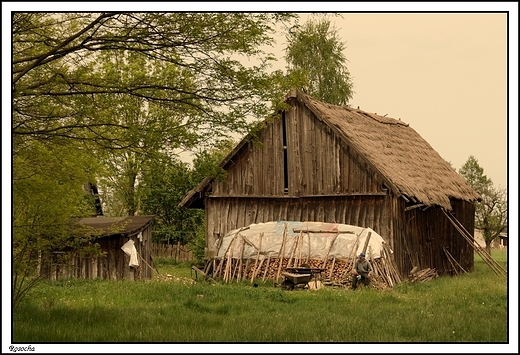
[151, 242, 194, 262]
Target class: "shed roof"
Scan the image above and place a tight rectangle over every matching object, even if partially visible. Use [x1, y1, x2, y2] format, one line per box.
[72, 215, 154, 238]
[180, 89, 480, 210]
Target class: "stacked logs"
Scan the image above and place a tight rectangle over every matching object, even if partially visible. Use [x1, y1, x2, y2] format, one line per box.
[408, 267, 438, 283]
[204, 252, 402, 289]
[203, 227, 404, 289]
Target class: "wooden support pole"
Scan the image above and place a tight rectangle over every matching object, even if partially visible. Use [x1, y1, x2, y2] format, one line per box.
[251, 232, 264, 283]
[442, 209, 506, 278]
[275, 223, 288, 282]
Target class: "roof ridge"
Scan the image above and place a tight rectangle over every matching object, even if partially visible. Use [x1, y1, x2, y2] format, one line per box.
[356, 110, 409, 127]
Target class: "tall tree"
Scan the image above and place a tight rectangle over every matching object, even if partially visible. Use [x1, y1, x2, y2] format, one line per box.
[139, 139, 235, 262]
[11, 12, 296, 306]
[284, 15, 354, 105]
[459, 156, 508, 253]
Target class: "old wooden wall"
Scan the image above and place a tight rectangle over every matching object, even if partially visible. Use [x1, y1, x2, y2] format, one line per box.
[213, 101, 384, 197]
[205, 101, 391, 258]
[391, 198, 475, 277]
[205, 194, 391, 257]
[41, 226, 154, 281]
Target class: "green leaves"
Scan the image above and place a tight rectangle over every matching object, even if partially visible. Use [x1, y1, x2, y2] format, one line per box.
[284, 15, 354, 105]
[11, 12, 300, 305]
[459, 156, 507, 249]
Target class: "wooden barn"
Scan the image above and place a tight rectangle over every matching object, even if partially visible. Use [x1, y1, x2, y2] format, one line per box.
[179, 89, 481, 278]
[40, 215, 155, 281]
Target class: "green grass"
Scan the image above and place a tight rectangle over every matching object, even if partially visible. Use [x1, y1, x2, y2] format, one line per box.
[12, 251, 509, 344]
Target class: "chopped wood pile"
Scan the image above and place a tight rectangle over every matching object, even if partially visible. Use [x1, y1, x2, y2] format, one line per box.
[202, 221, 408, 290]
[408, 267, 438, 283]
[203, 241, 403, 290]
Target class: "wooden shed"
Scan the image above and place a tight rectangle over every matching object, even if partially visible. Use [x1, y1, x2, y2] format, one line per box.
[40, 215, 155, 281]
[179, 89, 481, 278]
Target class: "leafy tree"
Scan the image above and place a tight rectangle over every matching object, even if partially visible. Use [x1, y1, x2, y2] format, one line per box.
[140, 155, 204, 243]
[139, 140, 235, 261]
[459, 156, 508, 253]
[284, 15, 354, 105]
[13, 13, 296, 151]
[11, 12, 297, 306]
[12, 140, 102, 308]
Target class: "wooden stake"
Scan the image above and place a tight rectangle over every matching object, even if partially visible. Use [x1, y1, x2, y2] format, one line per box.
[322, 230, 340, 268]
[251, 232, 264, 283]
[275, 223, 288, 282]
[361, 231, 372, 254]
[262, 256, 271, 282]
[329, 257, 336, 279]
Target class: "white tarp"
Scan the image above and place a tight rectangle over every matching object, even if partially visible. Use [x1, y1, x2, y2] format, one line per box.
[215, 221, 390, 261]
[121, 239, 139, 267]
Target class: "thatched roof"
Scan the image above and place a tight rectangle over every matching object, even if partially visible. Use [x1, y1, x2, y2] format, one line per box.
[180, 89, 480, 210]
[72, 215, 154, 238]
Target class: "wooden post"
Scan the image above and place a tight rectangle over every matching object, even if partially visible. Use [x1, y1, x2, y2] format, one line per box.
[322, 230, 340, 268]
[361, 231, 372, 255]
[275, 223, 288, 282]
[262, 256, 270, 282]
[251, 232, 264, 283]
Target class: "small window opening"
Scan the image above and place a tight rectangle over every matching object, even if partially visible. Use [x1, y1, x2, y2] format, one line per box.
[282, 111, 289, 194]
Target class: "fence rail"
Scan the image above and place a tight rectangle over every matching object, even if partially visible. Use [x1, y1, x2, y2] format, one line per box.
[151, 242, 194, 262]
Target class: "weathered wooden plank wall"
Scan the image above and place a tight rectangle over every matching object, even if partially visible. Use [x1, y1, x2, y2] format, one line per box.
[213, 103, 384, 198]
[40, 226, 154, 281]
[392, 199, 475, 277]
[151, 242, 194, 261]
[205, 195, 390, 256]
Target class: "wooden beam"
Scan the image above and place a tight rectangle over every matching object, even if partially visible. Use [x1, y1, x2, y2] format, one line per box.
[292, 229, 355, 234]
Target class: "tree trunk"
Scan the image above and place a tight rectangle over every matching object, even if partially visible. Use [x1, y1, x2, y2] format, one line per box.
[484, 240, 492, 255]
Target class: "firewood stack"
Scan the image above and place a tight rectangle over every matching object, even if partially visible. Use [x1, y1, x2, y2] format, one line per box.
[408, 267, 438, 283]
[204, 252, 403, 289]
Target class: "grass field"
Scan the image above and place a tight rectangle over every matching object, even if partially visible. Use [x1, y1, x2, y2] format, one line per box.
[10, 249, 510, 351]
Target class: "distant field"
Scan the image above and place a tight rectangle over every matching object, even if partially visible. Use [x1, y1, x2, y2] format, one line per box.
[12, 249, 508, 348]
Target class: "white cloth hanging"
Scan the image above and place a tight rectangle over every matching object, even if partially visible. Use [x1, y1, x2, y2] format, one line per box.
[121, 239, 139, 267]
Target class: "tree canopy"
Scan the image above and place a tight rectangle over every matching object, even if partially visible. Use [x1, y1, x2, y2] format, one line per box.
[13, 13, 296, 152]
[459, 155, 507, 252]
[284, 15, 354, 105]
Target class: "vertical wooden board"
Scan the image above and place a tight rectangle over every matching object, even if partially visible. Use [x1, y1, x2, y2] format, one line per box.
[273, 119, 281, 196]
[267, 200, 274, 222]
[255, 199, 263, 224]
[334, 137, 341, 192]
[273, 118, 280, 195]
[285, 109, 292, 195]
[321, 122, 329, 193]
[283, 200, 290, 221]
[264, 123, 272, 195]
[246, 146, 254, 195]
[298, 105, 306, 195]
[344, 146, 351, 192]
[289, 110, 303, 195]
[305, 110, 313, 195]
[240, 199, 248, 228]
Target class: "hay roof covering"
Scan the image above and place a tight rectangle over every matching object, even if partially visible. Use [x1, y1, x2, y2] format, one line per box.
[180, 90, 479, 210]
[293, 90, 480, 210]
